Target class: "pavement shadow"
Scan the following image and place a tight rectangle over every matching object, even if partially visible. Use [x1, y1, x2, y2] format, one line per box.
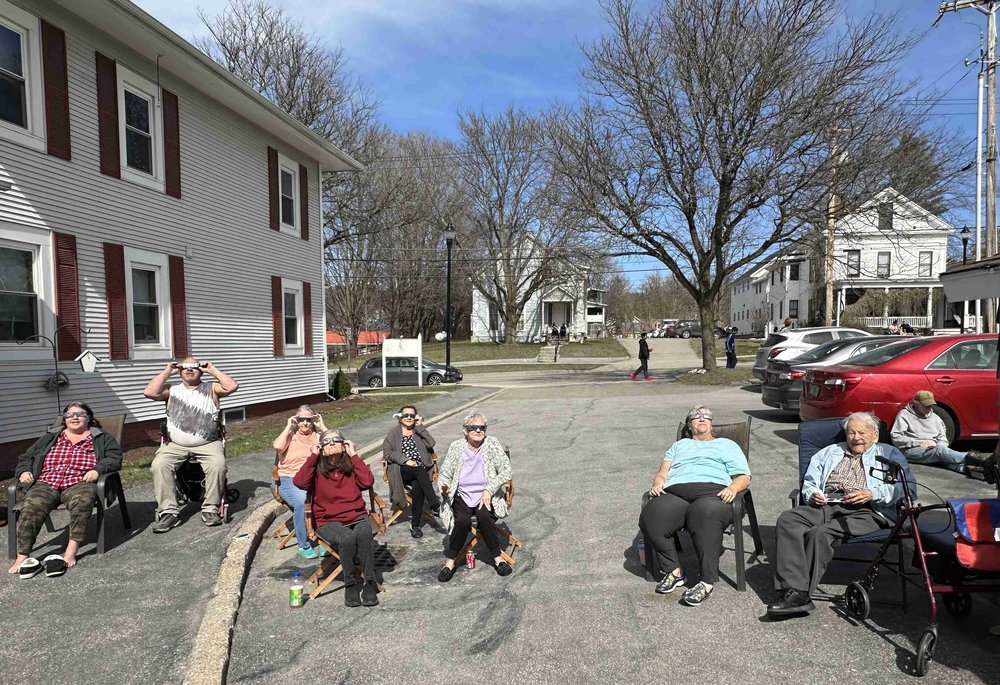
[225, 478, 267, 518]
[740, 384, 761, 394]
[772, 429, 800, 446]
[743, 408, 799, 424]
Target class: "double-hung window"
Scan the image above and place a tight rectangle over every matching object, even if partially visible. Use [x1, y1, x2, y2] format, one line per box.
[0, 0, 44, 151]
[918, 251, 933, 278]
[117, 65, 164, 191]
[123, 247, 171, 358]
[277, 153, 299, 234]
[846, 250, 861, 277]
[0, 223, 53, 359]
[282, 278, 303, 353]
[876, 252, 891, 278]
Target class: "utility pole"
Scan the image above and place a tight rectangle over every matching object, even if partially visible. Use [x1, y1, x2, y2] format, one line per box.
[940, 0, 998, 331]
[824, 136, 841, 327]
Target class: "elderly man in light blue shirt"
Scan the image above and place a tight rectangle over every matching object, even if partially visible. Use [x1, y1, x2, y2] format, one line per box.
[767, 412, 905, 618]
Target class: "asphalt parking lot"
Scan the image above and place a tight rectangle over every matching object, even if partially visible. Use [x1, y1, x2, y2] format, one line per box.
[228, 381, 1000, 685]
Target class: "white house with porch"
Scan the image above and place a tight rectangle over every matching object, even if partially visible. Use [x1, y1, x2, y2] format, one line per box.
[729, 188, 955, 334]
[470, 272, 606, 343]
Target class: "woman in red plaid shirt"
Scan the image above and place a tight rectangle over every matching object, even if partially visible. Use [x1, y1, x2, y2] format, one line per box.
[8, 402, 122, 578]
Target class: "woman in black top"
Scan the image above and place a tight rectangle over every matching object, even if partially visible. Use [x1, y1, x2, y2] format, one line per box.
[382, 404, 440, 538]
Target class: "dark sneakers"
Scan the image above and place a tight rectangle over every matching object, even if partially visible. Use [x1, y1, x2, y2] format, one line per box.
[766, 589, 815, 617]
[152, 513, 181, 533]
[361, 581, 379, 606]
[655, 572, 686, 594]
[437, 565, 456, 583]
[495, 561, 513, 576]
[344, 583, 362, 607]
[202, 511, 223, 527]
[680, 581, 712, 606]
[410, 527, 423, 539]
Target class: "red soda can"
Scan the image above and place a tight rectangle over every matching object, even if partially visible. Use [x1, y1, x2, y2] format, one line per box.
[465, 550, 476, 569]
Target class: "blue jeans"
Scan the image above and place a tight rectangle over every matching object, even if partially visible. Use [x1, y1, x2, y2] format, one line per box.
[904, 445, 966, 473]
[278, 476, 310, 549]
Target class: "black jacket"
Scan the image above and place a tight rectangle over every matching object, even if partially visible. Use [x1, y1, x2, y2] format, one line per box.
[639, 338, 649, 360]
[15, 427, 123, 481]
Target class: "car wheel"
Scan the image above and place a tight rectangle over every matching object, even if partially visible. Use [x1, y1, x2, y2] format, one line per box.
[368, 376, 383, 388]
[932, 406, 956, 445]
[427, 373, 442, 385]
[681, 330, 691, 339]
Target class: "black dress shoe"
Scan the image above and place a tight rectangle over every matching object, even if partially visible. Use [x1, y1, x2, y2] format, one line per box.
[495, 561, 512, 577]
[344, 582, 362, 607]
[361, 581, 379, 607]
[410, 526, 423, 539]
[766, 589, 815, 617]
[437, 565, 456, 583]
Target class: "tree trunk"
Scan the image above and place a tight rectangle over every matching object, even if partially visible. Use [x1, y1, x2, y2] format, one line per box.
[698, 301, 718, 371]
[502, 310, 522, 344]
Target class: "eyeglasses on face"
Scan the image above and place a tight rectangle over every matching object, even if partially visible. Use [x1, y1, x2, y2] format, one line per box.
[689, 413, 712, 421]
[320, 437, 345, 446]
[464, 425, 487, 433]
[294, 416, 314, 422]
[63, 411, 88, 419]
[179, 363, 202, 370]
[400, 413, 417, 419]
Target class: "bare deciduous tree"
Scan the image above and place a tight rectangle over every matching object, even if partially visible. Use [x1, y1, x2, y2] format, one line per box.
[549, 0, 953, 368]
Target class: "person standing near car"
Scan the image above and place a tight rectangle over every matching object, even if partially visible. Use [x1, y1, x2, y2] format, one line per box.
[631, 331, 653, 381]
[725, 327, 738, 368]
[143, 358, 239, 532]
[890, 391, 989, 476]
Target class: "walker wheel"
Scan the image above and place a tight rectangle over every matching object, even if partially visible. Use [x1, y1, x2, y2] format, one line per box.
[845, 581, 870, 621]
[942, 592, 972, 618]
[225, 488, 239, 504]
[915, 627, 936, 677]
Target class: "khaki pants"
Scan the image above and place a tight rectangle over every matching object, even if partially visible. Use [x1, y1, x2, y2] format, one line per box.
[152, 440, 226, 516]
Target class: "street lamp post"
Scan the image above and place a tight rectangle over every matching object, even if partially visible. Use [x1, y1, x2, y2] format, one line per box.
[443, 222, 457, 372]
[960, 226, 971, 265]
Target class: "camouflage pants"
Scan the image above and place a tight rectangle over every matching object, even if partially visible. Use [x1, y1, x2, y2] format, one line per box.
[16, 480, 97, 555]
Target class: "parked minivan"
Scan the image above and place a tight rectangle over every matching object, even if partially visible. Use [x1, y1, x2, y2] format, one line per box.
[752, 326, 870, 381]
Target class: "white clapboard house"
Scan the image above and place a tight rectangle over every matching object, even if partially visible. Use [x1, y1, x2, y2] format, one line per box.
[0, 0, 360, 471]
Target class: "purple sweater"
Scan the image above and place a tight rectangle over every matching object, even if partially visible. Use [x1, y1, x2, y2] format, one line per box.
[456, 443, 487, 507]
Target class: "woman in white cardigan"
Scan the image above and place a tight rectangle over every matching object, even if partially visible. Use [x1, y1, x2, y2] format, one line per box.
[437, 412, 513, 582]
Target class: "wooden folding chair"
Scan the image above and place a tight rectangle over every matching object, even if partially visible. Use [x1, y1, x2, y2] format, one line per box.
[458, 448, 524, 566]
[381, 452, 439, 529]
[270, 451, 296, 550]
[304, 488, 387, 600]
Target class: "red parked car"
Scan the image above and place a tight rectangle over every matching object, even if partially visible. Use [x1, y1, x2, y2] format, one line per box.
[799, 334, 999, 444]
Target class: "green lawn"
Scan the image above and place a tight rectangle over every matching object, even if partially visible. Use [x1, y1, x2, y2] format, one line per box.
[688, 339, 760, 357]
[463, 363, 603, 374]
[557, 338, 629, 358]
[673, 368, 755, 386]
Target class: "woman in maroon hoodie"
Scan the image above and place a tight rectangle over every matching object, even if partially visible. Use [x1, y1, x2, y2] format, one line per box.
[293, 429, 379, 607]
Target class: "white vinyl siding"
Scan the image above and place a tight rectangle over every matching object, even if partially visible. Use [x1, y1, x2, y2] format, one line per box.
[0, 11, 324, 446]
[0, 0, 44, 152]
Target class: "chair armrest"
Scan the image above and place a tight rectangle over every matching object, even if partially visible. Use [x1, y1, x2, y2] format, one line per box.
[270, 466, 283, 502]
[432, 451, 439, 481]
[502, 480, 514, 508]
[788, 488, 799, 509]
[7, 479, 19, 515]
[304, 494, 317, 541]
[732, 488, 746, 519]
[382, 458, 389, 483]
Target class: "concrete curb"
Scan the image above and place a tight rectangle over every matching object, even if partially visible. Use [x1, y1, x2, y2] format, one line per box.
[181, 387, 506, 684]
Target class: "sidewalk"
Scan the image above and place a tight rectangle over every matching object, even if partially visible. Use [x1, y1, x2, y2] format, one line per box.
[0, 385, 499, 685]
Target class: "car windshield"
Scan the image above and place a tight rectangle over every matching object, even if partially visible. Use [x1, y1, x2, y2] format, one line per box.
[789, 339, 852, 363]
[845, 338, 931, 367]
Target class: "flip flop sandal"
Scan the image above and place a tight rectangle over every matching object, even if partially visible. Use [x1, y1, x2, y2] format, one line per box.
[18, 557, 42, 580]
[43, 554, 68, 578]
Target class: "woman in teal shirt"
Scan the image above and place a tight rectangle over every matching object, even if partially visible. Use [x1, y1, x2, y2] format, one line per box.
[638, 405, 751, 606]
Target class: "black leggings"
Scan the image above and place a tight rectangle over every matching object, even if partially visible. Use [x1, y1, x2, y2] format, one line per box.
[400, 464, 439, 529]
[446, 496, 501, 559]
[638, 482, 734, 584]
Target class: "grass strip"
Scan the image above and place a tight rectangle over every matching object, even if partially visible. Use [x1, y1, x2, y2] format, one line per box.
[673, 368, 755, 386]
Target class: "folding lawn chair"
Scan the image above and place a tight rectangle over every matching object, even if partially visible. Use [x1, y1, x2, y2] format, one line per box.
[304, 488, 387, 600]
[7, 414, 132, 558]
[382, 451, 439, 529]
[270, 451, 297, 551]
[458, 447, 524, 566]
[640, 418, 764, 591]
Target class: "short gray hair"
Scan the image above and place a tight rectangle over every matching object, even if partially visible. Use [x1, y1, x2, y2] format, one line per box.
[842, 412, 880, 434]
[463, 412, 487, 427]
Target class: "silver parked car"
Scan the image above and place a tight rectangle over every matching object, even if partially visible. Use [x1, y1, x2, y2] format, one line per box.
[357, 357, 463, 388]
[752, 326, 871, 381]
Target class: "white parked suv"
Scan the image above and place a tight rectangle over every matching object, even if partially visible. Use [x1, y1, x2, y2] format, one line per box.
[752, 327, 871, 381]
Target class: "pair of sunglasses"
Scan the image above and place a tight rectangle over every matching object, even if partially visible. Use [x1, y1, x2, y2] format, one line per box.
[294, 416, 315, 422]
[320, 437, 345, 446]
[400, 413, 417, 419]
[464, 424, 487, 433]
[689, 413, 712, 421]
[178, 363, 203, 370]
[63, 411, 88, 419]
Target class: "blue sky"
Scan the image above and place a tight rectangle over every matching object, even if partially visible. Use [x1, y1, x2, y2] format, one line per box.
[133, 0, 988, 282]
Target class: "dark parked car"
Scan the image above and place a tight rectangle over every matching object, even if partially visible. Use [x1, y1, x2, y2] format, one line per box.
[357, 357, 463, 388]
[799, 334, 999, 445]
[669, 321, 726, 339]
[761, 336, 900, 412]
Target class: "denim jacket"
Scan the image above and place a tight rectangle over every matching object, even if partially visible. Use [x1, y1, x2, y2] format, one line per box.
[802, 442, 905, 521]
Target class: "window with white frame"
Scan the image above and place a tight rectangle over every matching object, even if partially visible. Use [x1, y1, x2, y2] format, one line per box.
[117, 65, 164, 192]
[123, 247, 171, 358]
[0, 223, 53, 359]
[0, 0, 45, 151]
[277, 153, 299, 234]
[876, 252, 891, 278]
[281, 278, 303, 353]
[846, 250, 861, 277]
[918, 251, 933, 278]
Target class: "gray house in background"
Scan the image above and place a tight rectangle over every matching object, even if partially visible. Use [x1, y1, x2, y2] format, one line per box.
[0, 0, 360, 471]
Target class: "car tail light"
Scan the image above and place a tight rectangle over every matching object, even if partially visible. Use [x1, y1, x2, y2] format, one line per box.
[778, 370, 805, 381]
[768, 347, 786, 359]
[823, 375, 862, 391]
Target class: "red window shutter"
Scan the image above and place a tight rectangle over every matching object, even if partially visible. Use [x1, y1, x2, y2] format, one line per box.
[162, 89, 181, 198]
[95, 52, 120, 178]
[53, 233, 81, 360]
[271, 276, 283, 356]
[169, 256, 188, 358]
[268, 147, 279, 231]
[299, 164, 309, 242]
[103, 243, 128, 360]
[40, 21, 71, 160]
[303, 281, 313, 355]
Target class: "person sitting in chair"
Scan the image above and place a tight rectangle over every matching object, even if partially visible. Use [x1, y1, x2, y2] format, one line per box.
[9, 402, 122, 578]
[437, 413, 513, 582]
[294, 430, 379, 608]
[382, 404, 440, 539]
[638, 405, 751, 606]
[273, 405, 328, 559]
[767, 412, 903, 618]
[890, 391, 989, 477]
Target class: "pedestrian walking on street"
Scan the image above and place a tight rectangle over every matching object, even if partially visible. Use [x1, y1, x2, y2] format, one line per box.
[559, 324, 567, 341]
[631, 331, 652, 381]
[725, 327, 738, 368]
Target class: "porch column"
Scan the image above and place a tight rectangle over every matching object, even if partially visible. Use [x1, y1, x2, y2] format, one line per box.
[926, 287, 933, 329]
[883, 287, 889, 320]
[835, 289, 842, 326]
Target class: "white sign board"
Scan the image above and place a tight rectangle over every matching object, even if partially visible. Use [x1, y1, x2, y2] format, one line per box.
[382, 334, 423, 388]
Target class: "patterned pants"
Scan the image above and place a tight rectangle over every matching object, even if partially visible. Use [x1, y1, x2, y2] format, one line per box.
[16, 481, 97, 555]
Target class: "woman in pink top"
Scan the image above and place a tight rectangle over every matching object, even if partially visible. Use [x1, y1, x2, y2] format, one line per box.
[273, 404, 327, 558]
